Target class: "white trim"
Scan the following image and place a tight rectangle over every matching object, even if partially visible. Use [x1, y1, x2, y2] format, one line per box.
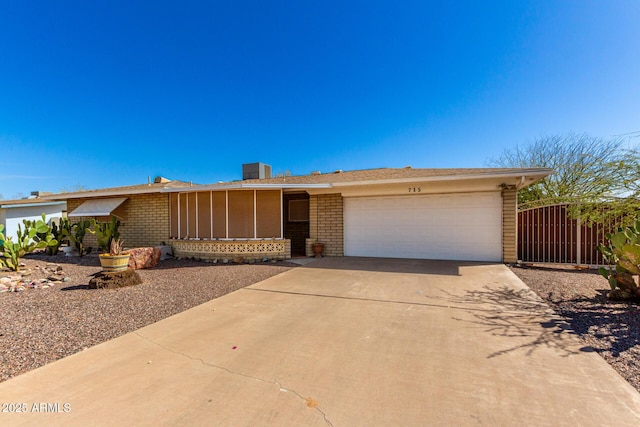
[185, 193, 189, 238]
[253, 189, 257, 239]
[177, 193, 181, 239]
[331, 170, 552, 188]
[0, 201, 66, 209]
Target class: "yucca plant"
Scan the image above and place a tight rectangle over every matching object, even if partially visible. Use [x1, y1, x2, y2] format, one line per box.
[109, 238, 126, 256]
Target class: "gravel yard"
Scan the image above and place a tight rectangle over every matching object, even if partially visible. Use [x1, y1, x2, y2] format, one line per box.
[511, 264, 640, 393]
[0, 253, 296, 383]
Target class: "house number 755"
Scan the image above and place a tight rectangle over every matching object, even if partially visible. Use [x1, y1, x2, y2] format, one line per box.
[408, 187, 422, 193]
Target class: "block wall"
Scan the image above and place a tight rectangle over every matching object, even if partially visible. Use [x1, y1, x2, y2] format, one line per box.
[502, 188, 518, 263]
[309, 193, 344, 257]
[172, 239, 291, 261]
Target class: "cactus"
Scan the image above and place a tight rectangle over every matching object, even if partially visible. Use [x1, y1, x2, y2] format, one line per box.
[0, 214, 58, 272]
[69, 219, 93, 257]
[92, 216, 121, 253]
[28, 216, 71, 255]
[598, 220, 640, 299]
[46, 217, 72, 255]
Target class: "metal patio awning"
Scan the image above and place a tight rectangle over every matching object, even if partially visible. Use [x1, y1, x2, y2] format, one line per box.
[68, 197, 127, 217]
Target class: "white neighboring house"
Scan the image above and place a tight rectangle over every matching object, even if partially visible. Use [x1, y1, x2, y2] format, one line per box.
[0, 196, 67, 241]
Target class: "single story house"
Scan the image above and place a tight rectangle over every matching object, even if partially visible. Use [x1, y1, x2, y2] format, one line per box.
[42, 164, 552, 263]
[0, 195, 66, 241]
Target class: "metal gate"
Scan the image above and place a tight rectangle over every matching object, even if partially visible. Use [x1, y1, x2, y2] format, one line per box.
[517, 204, 621, 265]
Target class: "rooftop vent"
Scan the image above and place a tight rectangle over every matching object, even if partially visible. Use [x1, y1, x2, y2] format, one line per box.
[154, 176, 171, 184]
[311, 171, 321, 175]
[242, 162, 272, 180]
[30, 191, 53, 198]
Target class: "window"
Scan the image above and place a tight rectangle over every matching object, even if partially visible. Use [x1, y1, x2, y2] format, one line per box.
[171, 190, 283, 239]
[288, 199, 309, 222]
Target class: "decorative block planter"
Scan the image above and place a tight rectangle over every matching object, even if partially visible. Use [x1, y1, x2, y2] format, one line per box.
[171, 239, 291, 262]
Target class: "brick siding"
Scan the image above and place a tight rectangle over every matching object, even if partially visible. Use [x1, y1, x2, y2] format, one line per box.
[502, 188, 517, 263]
[309, 193, 344, 257]
[66, 194, 170, 251]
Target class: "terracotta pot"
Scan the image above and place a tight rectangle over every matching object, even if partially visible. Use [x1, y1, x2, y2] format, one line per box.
[312, 242, 324, 257]
[99, 254, 131, 273]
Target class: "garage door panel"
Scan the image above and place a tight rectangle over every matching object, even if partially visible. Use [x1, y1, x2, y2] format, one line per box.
[344, 193, 502, 262]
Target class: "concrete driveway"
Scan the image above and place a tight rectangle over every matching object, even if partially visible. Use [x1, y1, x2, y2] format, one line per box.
[1, 257, 639, 426]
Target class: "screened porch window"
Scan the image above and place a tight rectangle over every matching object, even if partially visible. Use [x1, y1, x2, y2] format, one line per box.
[170, 189, 282, 239]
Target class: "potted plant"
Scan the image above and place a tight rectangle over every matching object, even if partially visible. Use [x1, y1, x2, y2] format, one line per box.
[99, 238, 130, 273]
[312, 241, 324, 257]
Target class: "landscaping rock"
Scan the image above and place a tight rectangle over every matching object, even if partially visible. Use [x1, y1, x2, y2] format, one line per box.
[127, 247, 162, 270]
[0, 262, 70, 292]
[88, 269, 143, 289]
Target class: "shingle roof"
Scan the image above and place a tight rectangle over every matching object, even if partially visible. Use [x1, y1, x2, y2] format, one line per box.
[36, 167, 553, 199]
[39, 179, 193, 200]
[0, 198, 66, 207]
[236, 167, 552, 185]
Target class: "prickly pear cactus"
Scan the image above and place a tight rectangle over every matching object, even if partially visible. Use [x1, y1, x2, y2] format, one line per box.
[0, 214, 58, 271]
[598, 220, 640, 300]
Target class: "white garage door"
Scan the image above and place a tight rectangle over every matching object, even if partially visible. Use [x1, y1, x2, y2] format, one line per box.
[344, 192, 502, 262]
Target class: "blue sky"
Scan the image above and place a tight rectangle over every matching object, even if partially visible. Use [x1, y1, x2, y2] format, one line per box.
[1, 1, 639, 199]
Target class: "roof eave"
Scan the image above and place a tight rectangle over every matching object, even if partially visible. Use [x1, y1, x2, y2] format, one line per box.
[0, 201, 67, 209]
[331, 169, 554, 188]
[41, 186, 177, 200]
[161, 183, 333, 192]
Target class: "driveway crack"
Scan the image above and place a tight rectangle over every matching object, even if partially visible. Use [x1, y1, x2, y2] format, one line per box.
[133, 331, 334, 426]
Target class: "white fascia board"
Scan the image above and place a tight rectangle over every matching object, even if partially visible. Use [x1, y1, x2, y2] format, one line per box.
[331, 169, 553, 188]
[0, 201, 66, 209]
[161, 183, 333, 193]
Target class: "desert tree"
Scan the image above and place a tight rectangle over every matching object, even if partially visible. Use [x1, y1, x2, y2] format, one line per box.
[487, 133, 639, 225]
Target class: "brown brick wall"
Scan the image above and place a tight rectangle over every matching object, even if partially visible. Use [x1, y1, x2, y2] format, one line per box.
[309, 193, 344, 257]
[502, 188, 518, 263]
[66, 194, 170, 251]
